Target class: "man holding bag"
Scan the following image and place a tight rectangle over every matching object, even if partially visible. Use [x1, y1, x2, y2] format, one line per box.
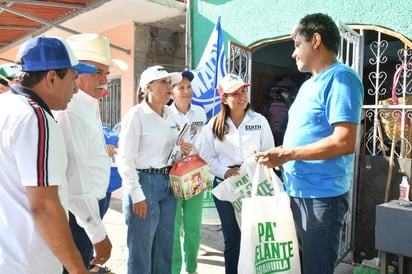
[255, 13, 364, 274]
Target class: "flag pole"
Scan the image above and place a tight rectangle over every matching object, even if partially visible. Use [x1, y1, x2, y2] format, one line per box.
[185, 0, 192, 70]
[211, 16, 222, 118]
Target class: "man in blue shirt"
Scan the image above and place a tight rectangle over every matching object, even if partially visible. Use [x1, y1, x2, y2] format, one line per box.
[255, 13, 364, 274]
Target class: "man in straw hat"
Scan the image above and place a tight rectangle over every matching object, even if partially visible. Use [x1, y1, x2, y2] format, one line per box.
[53, 33, 128, 274]
[0, 35, 97, 274]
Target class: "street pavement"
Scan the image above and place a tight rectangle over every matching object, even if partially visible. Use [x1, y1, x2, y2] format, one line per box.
[103, 191, 226, 274]
[103, 191, 355, 274]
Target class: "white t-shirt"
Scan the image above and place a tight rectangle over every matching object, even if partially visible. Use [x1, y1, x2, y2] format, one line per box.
[0, 87, 68, 273]
[200, 110, 275, 179]
[117, 100, 180, 203]
[53, 89, 110, 244]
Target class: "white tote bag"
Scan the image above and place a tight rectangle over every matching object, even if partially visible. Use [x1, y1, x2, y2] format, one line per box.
[211, 159, 275, 227]
[238, 164, 301, 274]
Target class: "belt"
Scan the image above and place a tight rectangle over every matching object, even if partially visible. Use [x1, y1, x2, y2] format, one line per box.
[137, 166, 171, 174]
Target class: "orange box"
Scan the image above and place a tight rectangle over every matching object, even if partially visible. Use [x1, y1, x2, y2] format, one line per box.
[169, 155, 211, 200]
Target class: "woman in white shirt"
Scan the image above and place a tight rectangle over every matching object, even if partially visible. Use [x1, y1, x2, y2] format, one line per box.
[200, 74, 274, 274]
[169, 71, 207, 274]
[117, 65, 192, 274]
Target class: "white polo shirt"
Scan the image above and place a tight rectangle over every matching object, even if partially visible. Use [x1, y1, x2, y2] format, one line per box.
[117, 99, 180, 203]
[200, 110, 275, 179]
[169, 102, 207, 154]
[53, 89, 110, 244]
[0, 87, 68, 273]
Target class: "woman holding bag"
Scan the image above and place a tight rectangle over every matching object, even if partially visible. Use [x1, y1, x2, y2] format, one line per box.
[200, 74, 274, 274]
[169, 70, 207, 274]
[117, 65, 192, 274]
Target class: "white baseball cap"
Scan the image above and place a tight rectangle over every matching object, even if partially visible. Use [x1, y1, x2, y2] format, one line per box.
[139, 65, 182, 89]
[217, 74, 251, 98]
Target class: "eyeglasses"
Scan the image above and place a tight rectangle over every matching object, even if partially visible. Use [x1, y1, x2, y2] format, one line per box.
[225, 88, 248, 98]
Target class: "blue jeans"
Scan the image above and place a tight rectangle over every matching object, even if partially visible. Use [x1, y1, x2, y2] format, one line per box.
[99, 192, 112, 219]
[213, 177, 241, 274]
[62, 212, 93, 273]
[290, 192, 349, 274]
[123, 172, 177, 274]
[62, 192, 113, 273]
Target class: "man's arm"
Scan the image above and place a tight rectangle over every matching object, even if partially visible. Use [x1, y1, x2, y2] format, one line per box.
[256, 122, 359, 167]
[26, 186, 88, 274]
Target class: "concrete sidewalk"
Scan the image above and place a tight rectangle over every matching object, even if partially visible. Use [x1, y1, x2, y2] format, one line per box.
[103, 195, 356, 274]
[102, 196, 225, 274]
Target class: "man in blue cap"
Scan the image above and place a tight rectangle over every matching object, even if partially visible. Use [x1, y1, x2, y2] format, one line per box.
[0, 35, 96, 274]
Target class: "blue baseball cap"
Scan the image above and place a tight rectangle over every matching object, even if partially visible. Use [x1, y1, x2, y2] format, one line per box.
[17, 36, 97, 74]
[171, 70, 194, 86]
[181, 70, 194, 81]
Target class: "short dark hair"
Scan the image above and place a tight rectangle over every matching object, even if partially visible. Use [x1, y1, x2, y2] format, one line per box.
[292, 13, 340, 55]
[15, 69, 68, 88]
[15, 55, 69, 88]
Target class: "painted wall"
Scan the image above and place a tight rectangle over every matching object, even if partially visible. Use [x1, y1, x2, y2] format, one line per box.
[102, 22, 136, 117]
[191, 0, 412, 67]
[102, 21, 186, 117]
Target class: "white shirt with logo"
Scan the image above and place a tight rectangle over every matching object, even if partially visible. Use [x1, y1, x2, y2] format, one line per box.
[169, 102, 207, 154]
[200, 110, 274, 179]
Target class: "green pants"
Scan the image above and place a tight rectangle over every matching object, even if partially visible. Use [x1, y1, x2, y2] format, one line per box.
[172, 192, 204, 274]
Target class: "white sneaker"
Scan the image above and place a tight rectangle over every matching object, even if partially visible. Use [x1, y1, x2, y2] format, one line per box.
[198, 248, 208, 256]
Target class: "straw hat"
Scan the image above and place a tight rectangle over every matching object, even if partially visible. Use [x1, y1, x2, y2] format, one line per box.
[66, 33, 128, 71]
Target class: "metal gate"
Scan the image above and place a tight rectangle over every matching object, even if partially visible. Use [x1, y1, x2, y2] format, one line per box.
[336, 21, 364, 264]
[361, 28, 412, 158]
[228, 41, 252, 89]
[101, 77, 121, 128]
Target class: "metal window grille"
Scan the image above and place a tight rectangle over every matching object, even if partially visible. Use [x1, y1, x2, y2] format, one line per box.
[101, 77, 121, 128]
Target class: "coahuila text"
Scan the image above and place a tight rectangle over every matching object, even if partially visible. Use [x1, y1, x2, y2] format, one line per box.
[255, 222, 294, 273]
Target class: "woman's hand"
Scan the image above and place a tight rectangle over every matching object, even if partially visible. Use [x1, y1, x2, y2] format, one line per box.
[181, 142, 193, 156]
[106, 144, 117, 158]
[224, 166, 241, 178]
[132, 200, 147, 219]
